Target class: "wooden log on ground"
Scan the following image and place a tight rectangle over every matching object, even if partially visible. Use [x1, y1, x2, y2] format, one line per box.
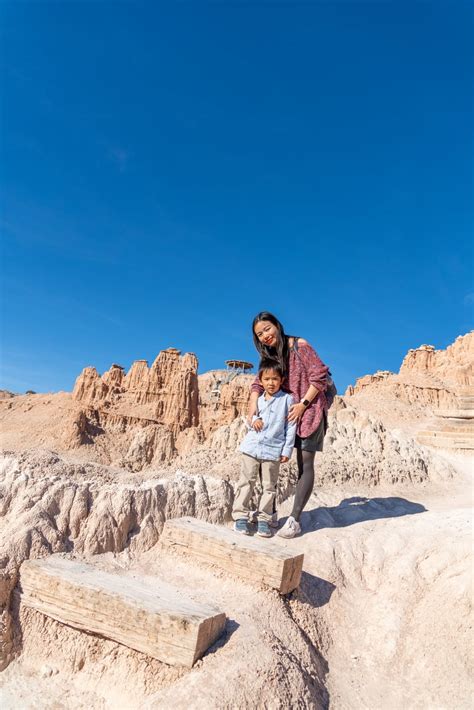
[161, 517, 304, 594]
[19, 556, 226, 668]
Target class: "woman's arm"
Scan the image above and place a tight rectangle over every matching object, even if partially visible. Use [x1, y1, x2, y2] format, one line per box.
[287, 340, 329, 423]
[298, 340, 329, 393]
[247, 390, 259, 420]
[247, 386, 264, 431]
[287, 384, 319, 423]
[251, 374, 264, 394]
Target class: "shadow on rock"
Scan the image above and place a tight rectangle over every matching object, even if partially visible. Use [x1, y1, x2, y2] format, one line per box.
[301, 496, 427, 533]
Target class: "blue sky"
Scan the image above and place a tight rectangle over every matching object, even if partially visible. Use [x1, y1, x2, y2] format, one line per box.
[1, 1, 472, 394]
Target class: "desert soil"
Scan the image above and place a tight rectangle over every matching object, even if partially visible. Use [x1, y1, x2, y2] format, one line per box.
[0, 452, 471, 709]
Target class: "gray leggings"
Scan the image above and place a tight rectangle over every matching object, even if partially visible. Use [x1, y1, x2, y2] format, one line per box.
[291, 449, 316, 521]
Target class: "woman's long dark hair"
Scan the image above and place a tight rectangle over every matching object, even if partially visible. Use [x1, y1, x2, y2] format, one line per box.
[252, 311, 296, 377]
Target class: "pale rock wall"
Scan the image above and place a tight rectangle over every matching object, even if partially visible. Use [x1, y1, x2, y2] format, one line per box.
[120, 424, 175, 470]
[321, 403, 451, 486]
[61, 408, 175, 468]
[123, 359, 149, 391]
[400, 344, 437, 373]
[0, 451, 233, 575]
[345, 371, 394, 394]
[102, 363, 125, 391]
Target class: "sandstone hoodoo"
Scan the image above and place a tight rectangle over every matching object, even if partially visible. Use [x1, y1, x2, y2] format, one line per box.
[73, 348, 199, 435]
[67, 349, 257, 468]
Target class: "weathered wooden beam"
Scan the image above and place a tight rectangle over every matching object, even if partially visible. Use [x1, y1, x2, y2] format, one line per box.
[161, 517, 304, 595]
[19, 556, 226, 668]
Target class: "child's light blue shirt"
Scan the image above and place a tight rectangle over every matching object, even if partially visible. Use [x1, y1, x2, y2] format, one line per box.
[240, 390, 297, 461]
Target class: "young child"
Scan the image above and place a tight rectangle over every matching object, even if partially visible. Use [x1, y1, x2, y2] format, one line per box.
[232, 359, 296, 537]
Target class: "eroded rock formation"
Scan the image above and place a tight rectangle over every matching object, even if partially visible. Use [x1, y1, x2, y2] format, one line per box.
[345, 332, 474, 417]
[400, 332, 474, 386]
[69, 348, 201, 466]
[73, 349, 199, 435]
[69, 353, 255, 468]
[0, 450, 233, 670]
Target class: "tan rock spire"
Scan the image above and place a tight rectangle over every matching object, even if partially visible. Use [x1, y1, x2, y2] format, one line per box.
[72, 348, 199, 435]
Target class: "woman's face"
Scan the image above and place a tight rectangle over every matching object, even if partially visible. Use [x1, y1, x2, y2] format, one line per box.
[254, 320, 279, 348]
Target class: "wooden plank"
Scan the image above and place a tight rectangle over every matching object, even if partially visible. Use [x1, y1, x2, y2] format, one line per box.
[161, 517, 304, 595]
[19, 556, 226, 668]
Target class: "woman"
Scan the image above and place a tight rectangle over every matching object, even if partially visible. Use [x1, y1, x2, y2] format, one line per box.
[248, 311, 329, 538]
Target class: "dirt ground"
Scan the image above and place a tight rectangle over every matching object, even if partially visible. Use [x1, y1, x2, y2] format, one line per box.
[0, 451, 472, 709]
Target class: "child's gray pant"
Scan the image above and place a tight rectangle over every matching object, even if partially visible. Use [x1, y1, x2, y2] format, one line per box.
[232, 454, 280, 522]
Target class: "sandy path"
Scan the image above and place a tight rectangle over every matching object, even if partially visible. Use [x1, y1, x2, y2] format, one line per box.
[282, 462, 473, 710]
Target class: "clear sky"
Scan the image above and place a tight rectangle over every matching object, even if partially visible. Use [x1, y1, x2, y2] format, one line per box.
[1, 1, 473, 394]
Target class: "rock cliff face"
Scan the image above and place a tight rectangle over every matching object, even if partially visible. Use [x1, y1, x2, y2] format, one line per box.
[72, 367, 109, 404]
[69, 353, 253, 470]
[345, 332, 474, 414]
[400, 332, 474, 386]
[73, 349, 199, 435]
[71, 349, 200, 466]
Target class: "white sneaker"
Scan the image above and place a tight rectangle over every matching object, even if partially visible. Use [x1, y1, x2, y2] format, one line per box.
[277, 516, 301, 539]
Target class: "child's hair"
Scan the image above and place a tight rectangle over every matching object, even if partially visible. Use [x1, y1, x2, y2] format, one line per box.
[258, 358, 284, 380]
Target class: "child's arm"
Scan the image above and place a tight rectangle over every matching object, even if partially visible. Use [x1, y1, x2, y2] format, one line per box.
[281, 396, 297, 460]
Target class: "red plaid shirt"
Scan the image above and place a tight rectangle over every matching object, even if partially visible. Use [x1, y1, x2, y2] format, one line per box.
[251, 340, 329, 438]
